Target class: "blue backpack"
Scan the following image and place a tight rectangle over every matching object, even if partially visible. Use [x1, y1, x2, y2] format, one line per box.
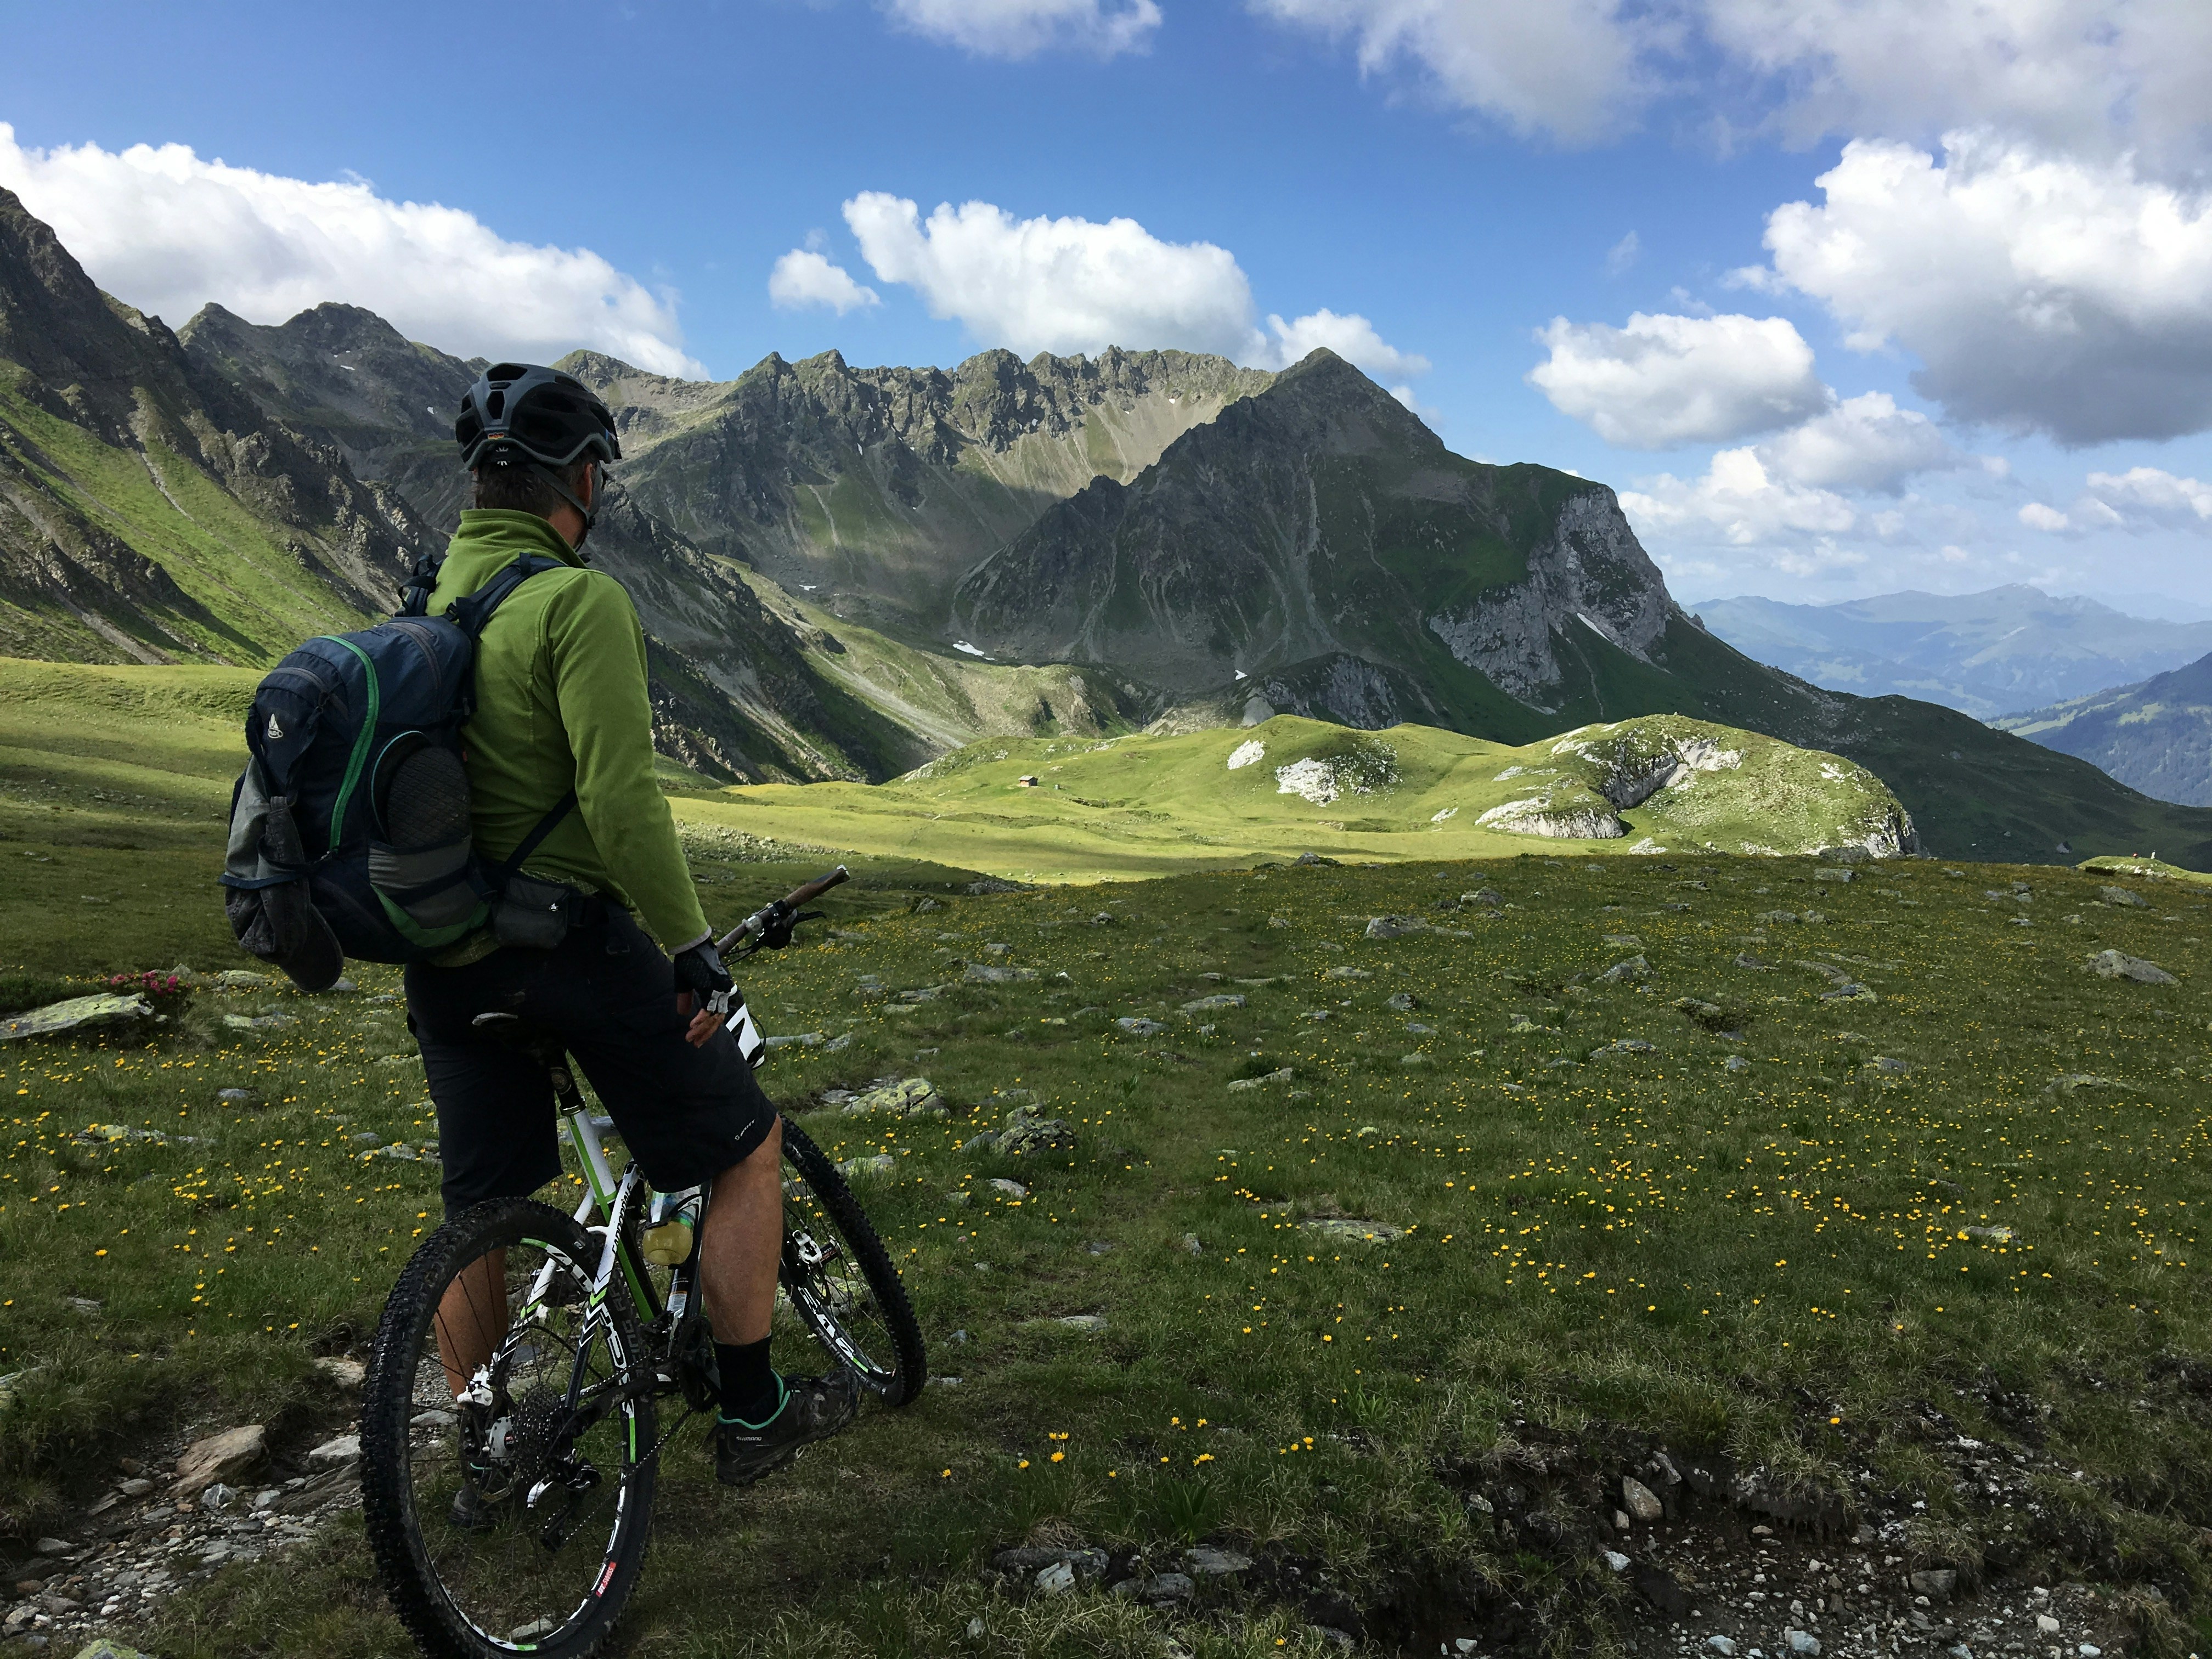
[219, 555, 575, 990]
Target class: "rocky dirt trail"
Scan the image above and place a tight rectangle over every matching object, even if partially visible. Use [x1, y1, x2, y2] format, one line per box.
[2, 1359, 366, 1655]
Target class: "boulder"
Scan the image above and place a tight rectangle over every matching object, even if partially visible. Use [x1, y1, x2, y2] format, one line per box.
[1115, 1017, 1167, 1036]
[1227, 1068, 1295, 1092]
[1621, 1475, 1663, 1522]
[2097, 885, 2149, 908]
[313, 1357, 366, 1389]
[1187, 1547, 1253, 1575]
[174, 1424, 266, 1498]
[839, 1077, 946, 1119]
[2086, 949, 2176, 984]
[0, 992, 154, 1045]
[1301, 1217, 1404, 1245]
[836, 1153, 897, 1180]
[1591, 1038, 1657, 1058]
[1181, 994, 1247, 1013]
[964, 963, 1040, 985]
[1363, 915, 1424, 940]
[994, 1109, 1079, 1155]
[1599, 956, 1649, 983]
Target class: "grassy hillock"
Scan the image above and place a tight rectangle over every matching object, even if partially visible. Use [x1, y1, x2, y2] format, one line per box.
[4, 792, 2211, 1654]
[684, 713, 1912, 883]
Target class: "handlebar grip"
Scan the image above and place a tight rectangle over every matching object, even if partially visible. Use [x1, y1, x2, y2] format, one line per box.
[784, 865, 850, 908]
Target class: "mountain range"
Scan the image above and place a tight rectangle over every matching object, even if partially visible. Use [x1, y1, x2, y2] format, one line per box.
[1995, 656, 2212, 808]
[1690, 586, 2212, 721]
[5, 184, 2211, 867]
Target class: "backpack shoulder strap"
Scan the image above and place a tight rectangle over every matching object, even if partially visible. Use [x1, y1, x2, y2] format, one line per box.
[396, 551, 444, 618]
[494, 790, 579, 888]
[445, 554, 569, 641]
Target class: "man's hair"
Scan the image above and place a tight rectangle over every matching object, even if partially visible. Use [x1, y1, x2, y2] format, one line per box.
[472, 456, 593, 517]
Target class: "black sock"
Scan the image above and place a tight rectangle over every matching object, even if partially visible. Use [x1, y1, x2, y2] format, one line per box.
[716, 1337, 781, 1425]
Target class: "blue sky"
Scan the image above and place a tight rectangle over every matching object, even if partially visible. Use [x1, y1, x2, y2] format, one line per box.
[4, 0, 2210, 607]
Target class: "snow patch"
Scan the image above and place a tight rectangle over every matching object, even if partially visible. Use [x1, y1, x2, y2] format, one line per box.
[1431, 806, 1459, 822]
[951, 641, 993, 659]
[1628, 837, 1667, 855]
[1226, 740, 1266, 771]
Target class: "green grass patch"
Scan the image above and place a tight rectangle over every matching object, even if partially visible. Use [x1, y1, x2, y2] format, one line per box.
[1, 835, 2209, 1655]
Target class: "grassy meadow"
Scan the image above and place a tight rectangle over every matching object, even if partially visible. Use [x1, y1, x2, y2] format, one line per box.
[5, 658, 2212, 1657]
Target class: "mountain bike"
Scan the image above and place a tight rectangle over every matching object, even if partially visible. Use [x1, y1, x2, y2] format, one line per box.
[359, 867, 927, 1659]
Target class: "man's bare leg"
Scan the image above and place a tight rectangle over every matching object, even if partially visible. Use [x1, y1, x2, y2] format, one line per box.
[698, 1117, 782, 1345]
[435, 1249, 507, 1397]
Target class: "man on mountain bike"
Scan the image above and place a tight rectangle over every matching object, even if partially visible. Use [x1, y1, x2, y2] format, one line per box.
[405, 363, 855, 1505]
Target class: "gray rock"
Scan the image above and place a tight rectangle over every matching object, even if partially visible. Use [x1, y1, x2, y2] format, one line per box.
[1364, 916, 1425, 940]
[993, 1109, 1079, 1155]
[1035, 1560, 1076, 1595]
[1187, 1547, 1252, 1575]
[2098, 885, 2149, 907]
[1870, 1055, 1912, 1074]
[1054, 1314, 1107, 1333]
[838, 1077, 946, 1119]
[216, 1088, 264, 1106]
[1181, 1233, 1204, 1255]
[1227, 1068, 1295, 1091]
[1602, 1550, 1630, 1572]
[763, 1031, 824, 1049]
[965, 963, 1041, 985]
[1590, 1038, 1657, 1057]
[1621, 1475, 1662, 1522]
[1724, 1055, 1752, 1073]
[222, 1012, 298, 1034]
[1301, 1217, 1405, 1245]
[1813, 868, 1854, 883]
[200, 1481, 236, 1511]
[0, 992, 155, 1044]
[2086, 949, 2176, 984]
[212, 970, 269, 988]
[1385, 991, 1420, 1011]
[174, 1425, 266, 1498]
[1116, 1017, 1167, 1036]
[1786, 1632, 1821, 1656]
[306, 1433, 360, 1466]
[1599, 956, 1649, 983]
[1323, 966, 1372, 980]
[1181, 994, 1247, 1013]
[1909, 1569, 1957, 1599]
[836, 1153, 897, 1180]
[1707, 1638, 1738, 1657]
[989, 1178, 1029, 1198]
[2047, 1073, 2118, 1096]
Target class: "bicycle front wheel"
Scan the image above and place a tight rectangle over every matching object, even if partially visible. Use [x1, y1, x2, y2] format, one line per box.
[361, 1198, 657, 1659]
[779, 1118, 928, 1406]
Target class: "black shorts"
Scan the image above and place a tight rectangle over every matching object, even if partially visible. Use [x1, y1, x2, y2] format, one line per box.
[405, 906, 778, 1217]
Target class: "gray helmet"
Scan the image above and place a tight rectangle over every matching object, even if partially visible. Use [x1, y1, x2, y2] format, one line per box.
[455, 363, 621, 470]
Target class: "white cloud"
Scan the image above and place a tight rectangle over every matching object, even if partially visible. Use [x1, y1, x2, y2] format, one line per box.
[883, 0, 1161, 58]
[1527, 311, 1827, 449]
[2028, 465, 2212, 534]
[1700, 0, 2212, 168]
[0, 123, 702, 376]
[1619, 447, 1860, 547]
[767, 249, 881, 315]
[842, 191, 1427, 377]
[1259, 1, 2212, 164]
[1753, 392, 1963, 493]
[1249, 0, 1652, 146]
[1257, 307, 1429, 377]
[1754, 134, 2212, 444]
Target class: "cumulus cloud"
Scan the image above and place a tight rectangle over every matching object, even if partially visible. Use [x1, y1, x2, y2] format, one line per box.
[0, 123, 701, 376]
[1257, 307, 1429, 376]
[1753, 392, 1964, 493]
[1527, 311, 1827, 449]
[1700, 0, 2212, 167]
[1751, 134, 2212, 445]
[1259, 0, 2211, 163]
[2023, 466, 2212, 534]
[1249, 0, 1652, 146]
[883, 0, 1161, 58]
[840, 191, 1428, 380]
[1619, 447, 1860, 548]
[768, 249, 881, 315]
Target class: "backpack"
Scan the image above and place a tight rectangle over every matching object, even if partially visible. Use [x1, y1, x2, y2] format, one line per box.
[219, 554, 574, 990]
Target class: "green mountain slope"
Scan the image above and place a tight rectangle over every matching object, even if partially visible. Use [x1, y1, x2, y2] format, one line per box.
[0, 188, 433, 666]
[679, 710, 1912, 883]
[1993, 651, 2212, 808]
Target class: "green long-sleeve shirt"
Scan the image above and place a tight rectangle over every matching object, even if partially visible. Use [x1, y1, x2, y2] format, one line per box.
[426, 510, 707, 962]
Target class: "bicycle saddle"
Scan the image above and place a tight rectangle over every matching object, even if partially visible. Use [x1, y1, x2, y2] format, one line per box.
[470, 1011, 566, 1066]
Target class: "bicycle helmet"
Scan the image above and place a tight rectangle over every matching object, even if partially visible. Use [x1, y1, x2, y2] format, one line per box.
[454, 363, 622, 532]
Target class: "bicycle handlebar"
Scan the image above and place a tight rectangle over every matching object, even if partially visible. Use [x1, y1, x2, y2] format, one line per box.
[714, 864, 850, 956]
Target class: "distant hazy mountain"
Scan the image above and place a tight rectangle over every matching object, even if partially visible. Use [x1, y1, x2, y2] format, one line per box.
[1995, 653, 2212, 806]
[1689, 586, 2212, 719]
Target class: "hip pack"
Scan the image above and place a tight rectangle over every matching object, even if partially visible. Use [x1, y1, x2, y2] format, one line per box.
[218, 554, 575, 990]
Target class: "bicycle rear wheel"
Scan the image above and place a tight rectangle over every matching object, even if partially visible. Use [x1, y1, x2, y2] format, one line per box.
[778, 1118, 927, 1406]
[362, 1199, 657, 1659]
